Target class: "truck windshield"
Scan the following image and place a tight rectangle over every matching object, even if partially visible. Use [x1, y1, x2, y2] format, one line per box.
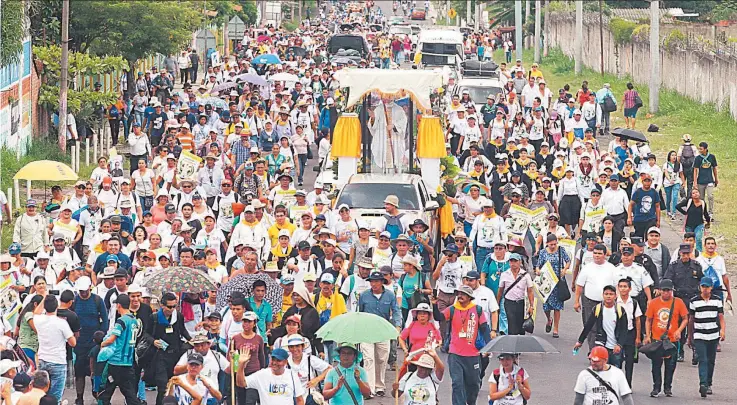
[336, 184, 420, 210]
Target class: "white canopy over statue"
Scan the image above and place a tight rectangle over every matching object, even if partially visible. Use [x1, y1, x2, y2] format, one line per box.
[334, 69, 444, 110]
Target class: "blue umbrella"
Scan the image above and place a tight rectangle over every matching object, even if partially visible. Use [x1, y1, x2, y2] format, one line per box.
[252, 54, 282, 65]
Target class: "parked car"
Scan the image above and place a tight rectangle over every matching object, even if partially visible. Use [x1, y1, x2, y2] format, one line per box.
[410, 9, 426, 20]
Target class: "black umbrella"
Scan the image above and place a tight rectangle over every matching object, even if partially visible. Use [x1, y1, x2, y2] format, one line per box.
[480, 335, 560, 354]
[215, 273, 283, 311]
[611, 127, 648, 143]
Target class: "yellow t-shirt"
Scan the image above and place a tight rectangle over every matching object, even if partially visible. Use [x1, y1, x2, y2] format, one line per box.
[315, 292, 347, 320]
[267, 222, 297, 247]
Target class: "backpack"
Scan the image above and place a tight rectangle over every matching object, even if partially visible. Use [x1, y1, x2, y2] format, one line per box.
[442, 305, 488, 353]
[491, 367, 527, 405]
[383, 213, 405, 239]
[680, 144, 696, 170]
[109, 105, 120, 119]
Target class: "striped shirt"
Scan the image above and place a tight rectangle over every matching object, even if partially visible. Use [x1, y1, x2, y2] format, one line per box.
[689, 296, 723, 341]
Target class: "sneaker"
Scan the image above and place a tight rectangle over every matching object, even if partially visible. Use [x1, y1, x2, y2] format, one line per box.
[389, 363, 396, 371]
[692, 349, 699, 365]
[677, 353, 685, 362]
[376, 390, 385, 397]
[707, 386, 713, 395]
[699, 385, 708, 398]
[650, 389, 660, 397]
[298, 182, 303, 186]
[664, 388, 673, 397]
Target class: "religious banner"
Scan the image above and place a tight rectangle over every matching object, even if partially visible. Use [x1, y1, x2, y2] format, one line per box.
[559, 239, 577, 265]
[176, 151, 203, 182]
[582, 209, 607, 235]
[533, 262, 559, 303]
[527, 207, 549, 238]
[504, 205, 533, 236]
[0, 279, 21, 323]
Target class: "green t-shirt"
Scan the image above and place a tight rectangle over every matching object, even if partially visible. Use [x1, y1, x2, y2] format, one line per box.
[325, 365, 368, 405]
[18, 312, 38, 351]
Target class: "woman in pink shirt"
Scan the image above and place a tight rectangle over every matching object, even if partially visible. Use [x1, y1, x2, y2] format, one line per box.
[403, 36, 412, 62]
[398, 303, 442, 355]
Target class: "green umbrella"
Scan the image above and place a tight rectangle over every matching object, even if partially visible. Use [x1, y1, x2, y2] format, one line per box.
[316, 312, 398, 344]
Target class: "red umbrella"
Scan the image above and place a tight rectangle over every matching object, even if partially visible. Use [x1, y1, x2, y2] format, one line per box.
[257, 35, 271, 43]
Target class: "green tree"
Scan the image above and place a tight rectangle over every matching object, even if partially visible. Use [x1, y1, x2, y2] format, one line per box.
[1, 0, 25, 66]
[34, 45, 126, 118]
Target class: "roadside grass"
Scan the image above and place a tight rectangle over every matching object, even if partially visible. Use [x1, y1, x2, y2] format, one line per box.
[1, 139, 95, 248]
[501, 48, 737, 262]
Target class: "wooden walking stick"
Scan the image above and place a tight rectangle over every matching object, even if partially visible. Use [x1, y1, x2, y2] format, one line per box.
[230, 339, 236, 405]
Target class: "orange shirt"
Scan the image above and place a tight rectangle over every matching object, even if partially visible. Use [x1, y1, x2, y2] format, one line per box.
[178, 132, 194, 153]
[645, 296, 689, 342]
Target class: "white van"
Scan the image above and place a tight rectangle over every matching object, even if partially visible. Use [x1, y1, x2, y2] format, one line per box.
[416, 30, 464, 69]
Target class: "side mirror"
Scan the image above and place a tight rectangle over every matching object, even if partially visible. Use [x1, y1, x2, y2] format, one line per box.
[425, 200, 439, 211]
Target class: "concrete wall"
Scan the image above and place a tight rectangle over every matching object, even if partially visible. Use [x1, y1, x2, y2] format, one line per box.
[548, 15, 737, 121]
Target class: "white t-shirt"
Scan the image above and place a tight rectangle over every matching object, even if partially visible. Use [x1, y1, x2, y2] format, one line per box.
[206, 265, 228, 284]
[131, 170, 156, 197]
[176, 350, 229, 387]
[575, 261, 617, 302]
[0, 191, 7, 222]
[573, 366, 631, 405]
[34, 314, 74, 364]
[287, 355, 330, 391]
[488, 365, 529, 405]
[245, 368, 305, 405]
[600, 305, 618, 349]
[340, 274, 371, 313]
[334, 218, 358, 254]
[436, 260, 463, 294]
[398, 370, 442, 405]
[173, 376, 211, 405]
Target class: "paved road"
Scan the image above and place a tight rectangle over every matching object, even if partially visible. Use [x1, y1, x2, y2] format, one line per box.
[59, 3, 735, 404]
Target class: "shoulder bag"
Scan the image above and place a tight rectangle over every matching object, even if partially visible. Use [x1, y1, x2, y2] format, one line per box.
[585, 368, 620, 401]
[638, 298, 676, 359]
[556, 248, 572, 302]
[333, 367, 360, 405]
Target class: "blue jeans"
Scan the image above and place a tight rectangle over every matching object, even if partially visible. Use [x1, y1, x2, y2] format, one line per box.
[664, 184, 680, 215]
[448, 354, 481, 405]
[694, 339, 718, 386]
[607, 348, 622, 368]
[39, 360, 67, 403]
[475, 246, 492, 278]
[134, 111, 145, 126]
[463, 221, 473, 237]
[297, 153, 307, 183]
[394, 51, 403, 65]
[382, 58, 390, 69]
[685, 225, 704, 252]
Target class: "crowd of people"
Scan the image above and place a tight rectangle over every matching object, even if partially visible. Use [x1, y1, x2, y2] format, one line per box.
[0, 3, 731, 405]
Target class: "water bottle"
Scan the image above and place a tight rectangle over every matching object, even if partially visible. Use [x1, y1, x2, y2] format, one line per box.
[572, 347, 580, 356]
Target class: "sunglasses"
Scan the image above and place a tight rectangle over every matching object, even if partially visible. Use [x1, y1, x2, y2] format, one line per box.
[222, 183, 232, 187]
[165, 305, 177, 309]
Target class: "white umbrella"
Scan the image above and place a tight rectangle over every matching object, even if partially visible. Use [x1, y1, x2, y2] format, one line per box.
[268, 73, 300, 82]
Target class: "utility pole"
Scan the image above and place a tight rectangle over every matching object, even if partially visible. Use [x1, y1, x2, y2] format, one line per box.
[534, 0, 541, 63]
[475, 1, 481, 31]
[525, 0, 531, 47]
[544, 0, 549, 56]
[574, 0, 582, 75]
[515, 0, 523, 61]
[446, 0, 450, 25]
[59, 0, 69, 152]
[599, 0, 604, 75]
[466, 0, 471, 28]
[650, 0, 660, 113]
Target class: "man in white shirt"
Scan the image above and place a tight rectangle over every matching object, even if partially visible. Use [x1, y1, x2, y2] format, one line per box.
[601, 175, 629, 233]
[614, 246, 654, 306]
[33, 295, 77, 403]
[173, 334, 229, 387]
[520, 77, 538, 113]
[574, 244, 617, 350]
[573, 346, 634, 405]
[340, 257, 372, 313]
[237, 348, 305, 405]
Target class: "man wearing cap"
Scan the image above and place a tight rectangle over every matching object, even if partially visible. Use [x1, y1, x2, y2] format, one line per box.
[98, 294, 142, 405]
[573, 346, 633, 405]
[93, 237, 132, 275]
[614, 244, 654, 314]
[169, 351, 222, 405]
[574, 244, 618, 350]
[437, 284, 491, 405]
[65, 181, 89, 214]
[148, 292, 192, 405]
[229, 206, 268, 262]
[174, 333, 229, 390]
[644, 279, 689, 397]
[644, 227, 671, 280]
[47, 231, 82, 277]
[33, 295, 77, 403]
[663, 243, 704, 363]
[688, 276, 726, 397]
[12, 199, 47, 258]
[236, 346, 305, 405]
[469, 199, 507, 272]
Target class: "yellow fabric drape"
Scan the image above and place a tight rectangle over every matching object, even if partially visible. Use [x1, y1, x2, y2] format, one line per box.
[331, 113, 362, 158]
[439, 202, 454, 238]
[417, 116, 446, 158]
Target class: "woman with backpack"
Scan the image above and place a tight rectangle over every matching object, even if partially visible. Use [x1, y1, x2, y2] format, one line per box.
[398, 256, 432, 323]
[622, 82, 641, 130]
[662, 150, 685, 220]
[488, 353, 532, 405]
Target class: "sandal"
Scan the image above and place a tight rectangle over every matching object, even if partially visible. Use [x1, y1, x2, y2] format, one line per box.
[545, 320, 553, 333]
[552, 332, 559, 338]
